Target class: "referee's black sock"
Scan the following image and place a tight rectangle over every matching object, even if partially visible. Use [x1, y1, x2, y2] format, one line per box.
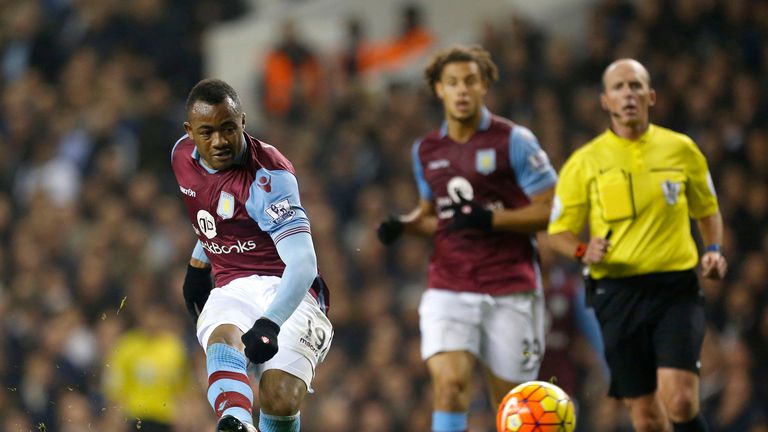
[673, 413, 709, 432]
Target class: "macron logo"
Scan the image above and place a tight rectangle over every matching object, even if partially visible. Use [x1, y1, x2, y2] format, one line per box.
[428, 159, 450, 170]
[179, 185, 196, 197]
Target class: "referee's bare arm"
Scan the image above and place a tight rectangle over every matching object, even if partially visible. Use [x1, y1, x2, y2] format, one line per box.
[696, 211, 727, 280]
[547, 230, 610, 265]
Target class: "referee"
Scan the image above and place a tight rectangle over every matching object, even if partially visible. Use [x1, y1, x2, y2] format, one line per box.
[547, 59, 726, 432]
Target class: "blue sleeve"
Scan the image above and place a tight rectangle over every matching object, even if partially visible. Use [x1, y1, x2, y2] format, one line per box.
[509, 126, 558, 196]
[245, 169, 311, 241]
[170, 135, 186, 163]
[191, 240, 210, 263]
[263, 231, 318, 326]
[412, 140, 432, 200]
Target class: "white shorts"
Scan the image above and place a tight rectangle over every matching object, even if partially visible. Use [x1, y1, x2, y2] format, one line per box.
[196, 275, 333, 390]
[419, 288, 545, 383]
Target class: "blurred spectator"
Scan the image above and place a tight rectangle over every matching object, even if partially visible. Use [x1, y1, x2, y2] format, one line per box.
[260, 19, 323, 122]
[338, 16, 369, 82]
[13, 134, 81, 208]
[703, 338, 768, 431]
[356, 3, 434, 75]
[136, 78, 184, 186]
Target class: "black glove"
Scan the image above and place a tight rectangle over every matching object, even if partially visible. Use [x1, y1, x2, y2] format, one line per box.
[448, 193, 493, 232]
[183, 264, 213, 321]
[377, 217, 405, 245]
[241, 318, 280, 364]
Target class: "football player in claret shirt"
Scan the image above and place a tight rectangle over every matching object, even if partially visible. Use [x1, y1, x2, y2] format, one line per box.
[171, 78, 332, 432]
[376, 45, 557, 432]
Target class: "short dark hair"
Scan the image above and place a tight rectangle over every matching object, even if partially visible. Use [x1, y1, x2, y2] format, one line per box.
[424, 45, 499, 96]
[185, 78, 242, 114]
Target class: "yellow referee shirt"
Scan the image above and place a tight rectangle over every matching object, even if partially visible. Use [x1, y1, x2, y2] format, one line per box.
[548, 124, 719, 279]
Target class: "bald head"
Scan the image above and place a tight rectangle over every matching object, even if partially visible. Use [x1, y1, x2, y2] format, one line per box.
[602, 59, 651, 90]
[600, 58, 656, 138]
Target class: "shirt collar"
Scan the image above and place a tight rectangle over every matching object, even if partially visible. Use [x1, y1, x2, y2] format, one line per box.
[607, 124, 655, 145]
[439, 106, 492, 138]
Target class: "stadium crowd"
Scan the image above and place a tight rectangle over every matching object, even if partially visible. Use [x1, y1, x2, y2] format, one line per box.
[0, 0, 767, 431]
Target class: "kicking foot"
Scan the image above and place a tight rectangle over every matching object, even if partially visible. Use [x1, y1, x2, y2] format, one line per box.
[217, 415, 258, 432]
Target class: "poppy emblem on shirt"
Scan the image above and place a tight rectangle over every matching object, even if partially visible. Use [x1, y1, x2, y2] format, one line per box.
[476, 149, 496, 175]
[257, 174, 272, 192]
[217, 191, 235, 219]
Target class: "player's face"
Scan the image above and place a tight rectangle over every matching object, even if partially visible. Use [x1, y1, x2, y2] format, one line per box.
[435, 61, 487, 122]
[184, 97, 246, 171]
[601, 61, 656, 128]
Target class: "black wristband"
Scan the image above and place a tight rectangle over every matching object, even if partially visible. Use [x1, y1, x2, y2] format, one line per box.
[183, 264, 213, 321]
[186, 264, 211, 278]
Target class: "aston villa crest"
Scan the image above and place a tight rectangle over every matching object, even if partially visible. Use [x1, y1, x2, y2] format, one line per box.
[217, 191, 235, 219]
[476, 149, 496, 175]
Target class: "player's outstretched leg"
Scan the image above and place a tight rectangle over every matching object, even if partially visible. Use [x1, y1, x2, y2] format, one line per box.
[207, 343, 257, 431]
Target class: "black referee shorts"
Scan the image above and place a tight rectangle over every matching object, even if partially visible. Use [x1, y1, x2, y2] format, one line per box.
[589, 269, 706, 398]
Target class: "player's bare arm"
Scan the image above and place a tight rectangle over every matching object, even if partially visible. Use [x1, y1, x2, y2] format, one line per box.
[696, 211, 727, 280]
[402, 199, 437, 236]
[190, 257, 211, 269]
[492, 187, 554, 234]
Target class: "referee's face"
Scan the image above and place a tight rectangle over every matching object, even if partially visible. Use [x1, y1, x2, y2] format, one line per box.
[601, 60, 656, 129]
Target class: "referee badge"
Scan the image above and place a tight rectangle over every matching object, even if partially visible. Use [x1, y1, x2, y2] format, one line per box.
[661, 180, 681, 205]
[476, 149, 496, 175]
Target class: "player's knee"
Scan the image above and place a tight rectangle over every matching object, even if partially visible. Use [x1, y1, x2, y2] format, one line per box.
[631, 410, 669, 432]
[631, 415, 669, 432]
[208, 324, 245, 351]
[433, 373, 471, 403]
[665, 392, 697, 422]
[259, 373, 305, 416]
[628, 399, 669, 432]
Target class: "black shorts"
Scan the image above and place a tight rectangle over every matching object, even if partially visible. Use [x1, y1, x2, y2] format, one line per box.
[589, 269, 706, 398]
